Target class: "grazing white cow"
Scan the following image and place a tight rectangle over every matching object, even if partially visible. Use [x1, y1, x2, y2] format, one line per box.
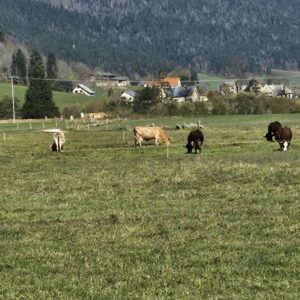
[133, 126, 170, 147]
[51, 131, 65, 152]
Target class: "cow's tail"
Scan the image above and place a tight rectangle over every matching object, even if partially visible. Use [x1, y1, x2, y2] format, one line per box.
[57, 136, 60, 152]
[133, 128, 137, 147]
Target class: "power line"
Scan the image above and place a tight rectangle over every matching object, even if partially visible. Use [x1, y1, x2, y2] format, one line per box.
[3, 73, 300, 87]
[3, 75, 300, 84]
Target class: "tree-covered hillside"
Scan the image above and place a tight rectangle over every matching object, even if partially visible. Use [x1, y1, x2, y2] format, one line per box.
[1, 0, 300, 76]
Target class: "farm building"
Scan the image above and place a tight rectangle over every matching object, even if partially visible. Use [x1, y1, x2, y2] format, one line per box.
[219, 81, 238, 95]
[72, 84, 95, 96]
[90, 72, 130, 87]
[162, 77, 182, 88]
[171, 86, 199, 102]
[265, 84, 293, 98]
[121, 90, 136, 103]
[145, 77, 182, 89]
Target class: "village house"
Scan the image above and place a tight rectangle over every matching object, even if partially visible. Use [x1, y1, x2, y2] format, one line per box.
[120, 90, 136, 103]
[113, 76, 130, 87]
[267, 84, 293, 98]
[249, 82, 294, 98]
[146, 77, 181, 88]
[219, 80, 294, 98]
[171, 86, 200, 102]
[144, 77, 182, 100]
[72, 84, 95, 96]
[219, 81, 238, 95]
[90, 72, 130, 87]
[161, 77, 182, 88]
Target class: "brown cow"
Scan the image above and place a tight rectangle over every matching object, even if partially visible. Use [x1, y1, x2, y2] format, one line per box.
[264, 121, 282, 142]
[186, 129, 204, 154]
[133, 126, 170, 146]
[275, 127, 292, 151]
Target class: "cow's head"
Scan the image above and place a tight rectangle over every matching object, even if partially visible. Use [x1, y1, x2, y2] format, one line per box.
[264, 131, 273, 142]
[165, 137, 172, 147]
[51, 142, 57, 152]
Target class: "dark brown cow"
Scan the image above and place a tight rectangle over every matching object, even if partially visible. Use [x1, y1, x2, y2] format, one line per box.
[275, 127, 292, 151]
[264, 121, 282, 142]
[186, 129, 204, 154]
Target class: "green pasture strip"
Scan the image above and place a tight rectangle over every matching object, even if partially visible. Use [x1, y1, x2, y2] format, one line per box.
[0, 83, 131, 111]
[197, 72, 230, 90]
[0, 115, 299, 299]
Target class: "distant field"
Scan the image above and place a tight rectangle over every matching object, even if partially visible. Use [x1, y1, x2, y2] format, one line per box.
[197, 72, 229, 90]
[0, 83, 129, 111]
[0, 114, 299, 299]
[269, 69, 300, 93]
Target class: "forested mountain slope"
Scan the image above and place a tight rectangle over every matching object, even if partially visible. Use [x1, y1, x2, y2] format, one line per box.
[1, 0, 300, 76]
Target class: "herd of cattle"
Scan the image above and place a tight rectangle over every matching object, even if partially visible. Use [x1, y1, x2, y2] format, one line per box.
[50, 121, 293, 153]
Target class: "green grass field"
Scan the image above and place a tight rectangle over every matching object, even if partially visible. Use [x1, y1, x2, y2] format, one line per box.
[0, 83, 128, 111]
[0, 114, 299, 299]
[197, 72, 229, 90]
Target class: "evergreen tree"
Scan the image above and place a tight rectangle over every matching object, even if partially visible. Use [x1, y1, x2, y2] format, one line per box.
[22, 50, 59, 119]
[133, 87, 160, 113]
[0, 32, 4, 42]
[46, 53, 58, 79]
[11, 49, 27, 85]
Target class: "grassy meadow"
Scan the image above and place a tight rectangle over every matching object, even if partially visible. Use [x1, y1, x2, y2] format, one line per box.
[0, 114, 299, 299]
[0, 83, 124, 110]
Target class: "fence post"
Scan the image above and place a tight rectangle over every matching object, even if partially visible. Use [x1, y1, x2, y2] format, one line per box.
[166, 145, 169, 159]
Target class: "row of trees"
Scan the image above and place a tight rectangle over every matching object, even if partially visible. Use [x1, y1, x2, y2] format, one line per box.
[3, 49, 60, 119]
[11, 49, 58, 84]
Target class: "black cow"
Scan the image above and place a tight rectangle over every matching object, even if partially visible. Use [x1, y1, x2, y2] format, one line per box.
[264, 121, 282, 142]
[186, 129, 204, 154]
[275, 127, 292, 151]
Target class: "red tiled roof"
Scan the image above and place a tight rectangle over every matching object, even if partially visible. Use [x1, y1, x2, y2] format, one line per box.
[162, 77, 181, 87]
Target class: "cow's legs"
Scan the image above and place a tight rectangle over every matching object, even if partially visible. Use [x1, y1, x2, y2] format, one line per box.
[195, 141, 201, 154]
[57, 136, 61, 152]
[155, 135, 160, 145]
[54, 138, 59, 152]
[134, 136, 143, 147]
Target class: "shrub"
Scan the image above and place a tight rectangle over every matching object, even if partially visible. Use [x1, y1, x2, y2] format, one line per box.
[210, 93, 300, 115]
[62, 104, 82, 118]
[84, 101, 106, 113]
[0, 96, 21, 119]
